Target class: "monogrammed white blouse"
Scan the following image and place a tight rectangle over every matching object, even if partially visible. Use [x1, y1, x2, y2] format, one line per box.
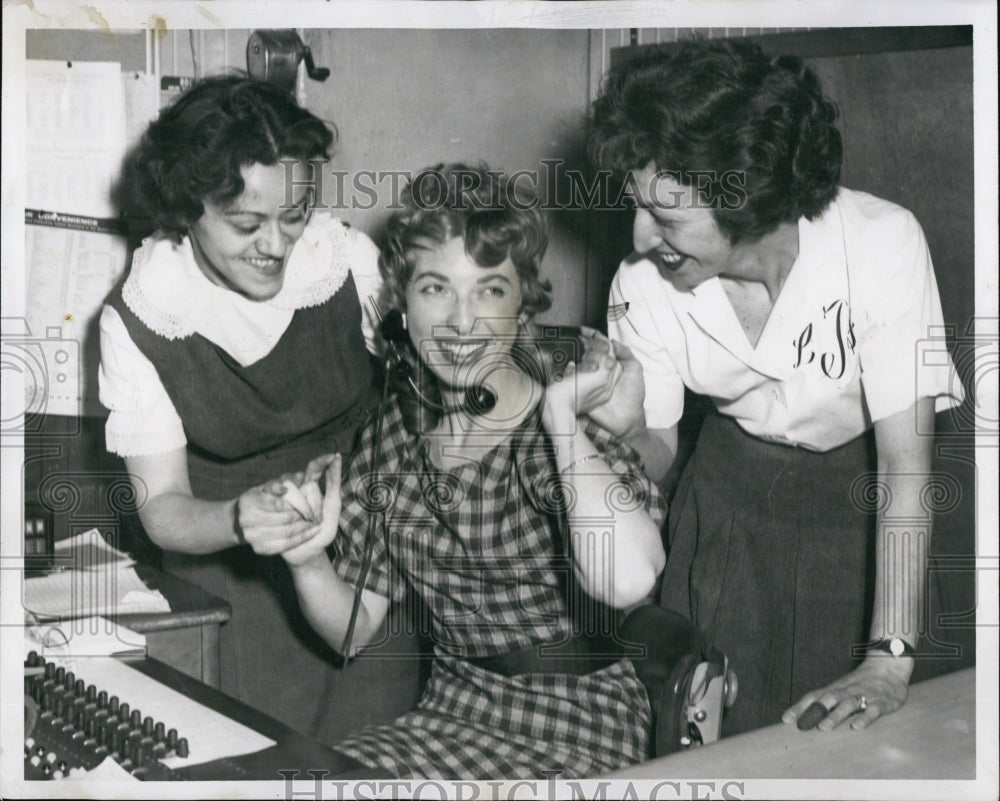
[607, 187, 964, 451]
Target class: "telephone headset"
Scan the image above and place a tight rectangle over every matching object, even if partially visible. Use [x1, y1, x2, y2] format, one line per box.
[379, 308, 500, 417]
[376, 308, 590, 417]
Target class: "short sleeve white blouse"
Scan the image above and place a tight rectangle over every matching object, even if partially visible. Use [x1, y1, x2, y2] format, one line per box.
[99, 214, 383, 457]
[607, 187, 964, 452]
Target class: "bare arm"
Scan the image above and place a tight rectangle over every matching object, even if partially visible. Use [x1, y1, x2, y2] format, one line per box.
[125, 448, 318, 555]
[578, 333, 680, 487]
[862, 399, 936, 695]
[783, 398, 934, 731]
[287, 556, 390, 656]
[623, 426, 678, 488]
[543, 353, 666, 609]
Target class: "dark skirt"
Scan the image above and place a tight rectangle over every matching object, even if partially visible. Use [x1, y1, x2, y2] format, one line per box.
[164, 410, 427, 747]
[659, 412, 877, 736]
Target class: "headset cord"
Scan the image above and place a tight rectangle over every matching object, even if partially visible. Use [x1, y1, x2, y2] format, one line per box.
[339, 353, 392, 666]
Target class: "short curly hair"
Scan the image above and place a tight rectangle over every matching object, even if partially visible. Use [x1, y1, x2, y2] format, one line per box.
[589, 39, 842, 243]
[130, 74, 335, 241]
[379, 163, 552, 317]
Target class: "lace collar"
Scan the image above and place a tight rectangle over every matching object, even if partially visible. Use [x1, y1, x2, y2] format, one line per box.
[121, 215, 355, 340]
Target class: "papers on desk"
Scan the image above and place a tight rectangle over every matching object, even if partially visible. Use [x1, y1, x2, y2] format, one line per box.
[54, 528, 135, 569]
[24, 529, 170, 619]
[24, 616, 147, 660]
[68, 756, 139, 782]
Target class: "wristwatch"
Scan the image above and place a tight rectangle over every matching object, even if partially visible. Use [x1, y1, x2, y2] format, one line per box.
[863, 637, 916, 658]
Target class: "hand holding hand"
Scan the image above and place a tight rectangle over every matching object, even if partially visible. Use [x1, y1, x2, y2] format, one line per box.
[543, 335, 621, 423]
[280, 454, 343, 566]
[579, 330, 647, 439]
[782, 657, 912, 732]
[238, 454, 343, 566]
[278, 452, 341, 521]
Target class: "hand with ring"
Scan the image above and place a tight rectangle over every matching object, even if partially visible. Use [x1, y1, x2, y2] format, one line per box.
[782, 657, 911, 732]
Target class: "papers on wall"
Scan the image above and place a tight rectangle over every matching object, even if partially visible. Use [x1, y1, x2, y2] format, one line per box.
[23, 216, 129, 416]
[122, 70, 160, 151]
[23, 60, 140, 417]
[26, 60, 128, 219]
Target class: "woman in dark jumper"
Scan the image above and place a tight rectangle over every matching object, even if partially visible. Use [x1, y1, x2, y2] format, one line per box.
[99, 75, 422, 743]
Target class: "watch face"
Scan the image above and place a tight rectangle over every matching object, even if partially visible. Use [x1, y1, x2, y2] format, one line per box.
[889, 638, 906, 657]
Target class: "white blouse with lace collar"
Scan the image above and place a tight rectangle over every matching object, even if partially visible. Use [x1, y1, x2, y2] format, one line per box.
[99, 214, 382, 457]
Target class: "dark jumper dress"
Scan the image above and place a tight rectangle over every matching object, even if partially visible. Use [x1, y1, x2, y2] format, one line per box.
[106, 275, 425, 745]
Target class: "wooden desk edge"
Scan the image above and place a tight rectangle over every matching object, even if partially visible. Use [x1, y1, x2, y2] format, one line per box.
[124, 564, 232, 632]
[598, 667, 976, 781]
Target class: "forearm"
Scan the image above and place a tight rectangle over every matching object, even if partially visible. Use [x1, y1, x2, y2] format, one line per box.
[867, 399, 936, 681]
[622, 426, 676, 487]
[868, 469, 930, 679]
[545, 407, 666, 608]
[138, 493, 241, 554]
[288, 555, 380, 656]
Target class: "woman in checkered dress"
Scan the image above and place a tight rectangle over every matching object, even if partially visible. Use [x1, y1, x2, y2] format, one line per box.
[241, 163, 667, 779]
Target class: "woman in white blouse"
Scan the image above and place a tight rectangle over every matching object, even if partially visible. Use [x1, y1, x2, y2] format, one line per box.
[99, 75, 423, 745]
[586, 40, 964, 735]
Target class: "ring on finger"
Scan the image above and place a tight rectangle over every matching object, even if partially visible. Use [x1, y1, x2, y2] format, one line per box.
[856, 694, 868, 712]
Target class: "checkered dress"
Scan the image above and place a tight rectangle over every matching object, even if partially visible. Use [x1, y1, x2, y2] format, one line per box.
[330, 400, 666, 779]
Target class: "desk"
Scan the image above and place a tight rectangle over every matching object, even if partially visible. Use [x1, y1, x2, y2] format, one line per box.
[23, 654, 385, 781]
[110, 565, 230, 689]
[601, 668, 976, 780]
[132, 657, 386, 780]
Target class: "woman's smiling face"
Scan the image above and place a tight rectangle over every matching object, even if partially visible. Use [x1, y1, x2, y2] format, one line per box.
[404, 236, 524, 392]
[188, 161, 312, 301]
[629, 162, 738, 292]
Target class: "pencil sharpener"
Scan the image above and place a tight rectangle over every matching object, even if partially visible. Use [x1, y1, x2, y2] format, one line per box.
[247, 30, 330, 95]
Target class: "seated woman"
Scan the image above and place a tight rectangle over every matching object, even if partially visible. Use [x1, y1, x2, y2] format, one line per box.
[242, 163, 667, 779]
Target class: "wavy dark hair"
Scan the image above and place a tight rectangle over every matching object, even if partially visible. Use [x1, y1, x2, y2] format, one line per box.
[379, 163, 553, 433]
[130, 74, 335, 241]
[589, 39, 842, 243]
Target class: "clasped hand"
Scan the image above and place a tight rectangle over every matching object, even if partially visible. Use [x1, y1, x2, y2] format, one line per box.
[237, 453, 342, 566]
[558, 327, 646, 438]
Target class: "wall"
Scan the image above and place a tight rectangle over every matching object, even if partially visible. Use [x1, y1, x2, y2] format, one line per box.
[300, 28, 593, 326]
[27, 27, 600, 326]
